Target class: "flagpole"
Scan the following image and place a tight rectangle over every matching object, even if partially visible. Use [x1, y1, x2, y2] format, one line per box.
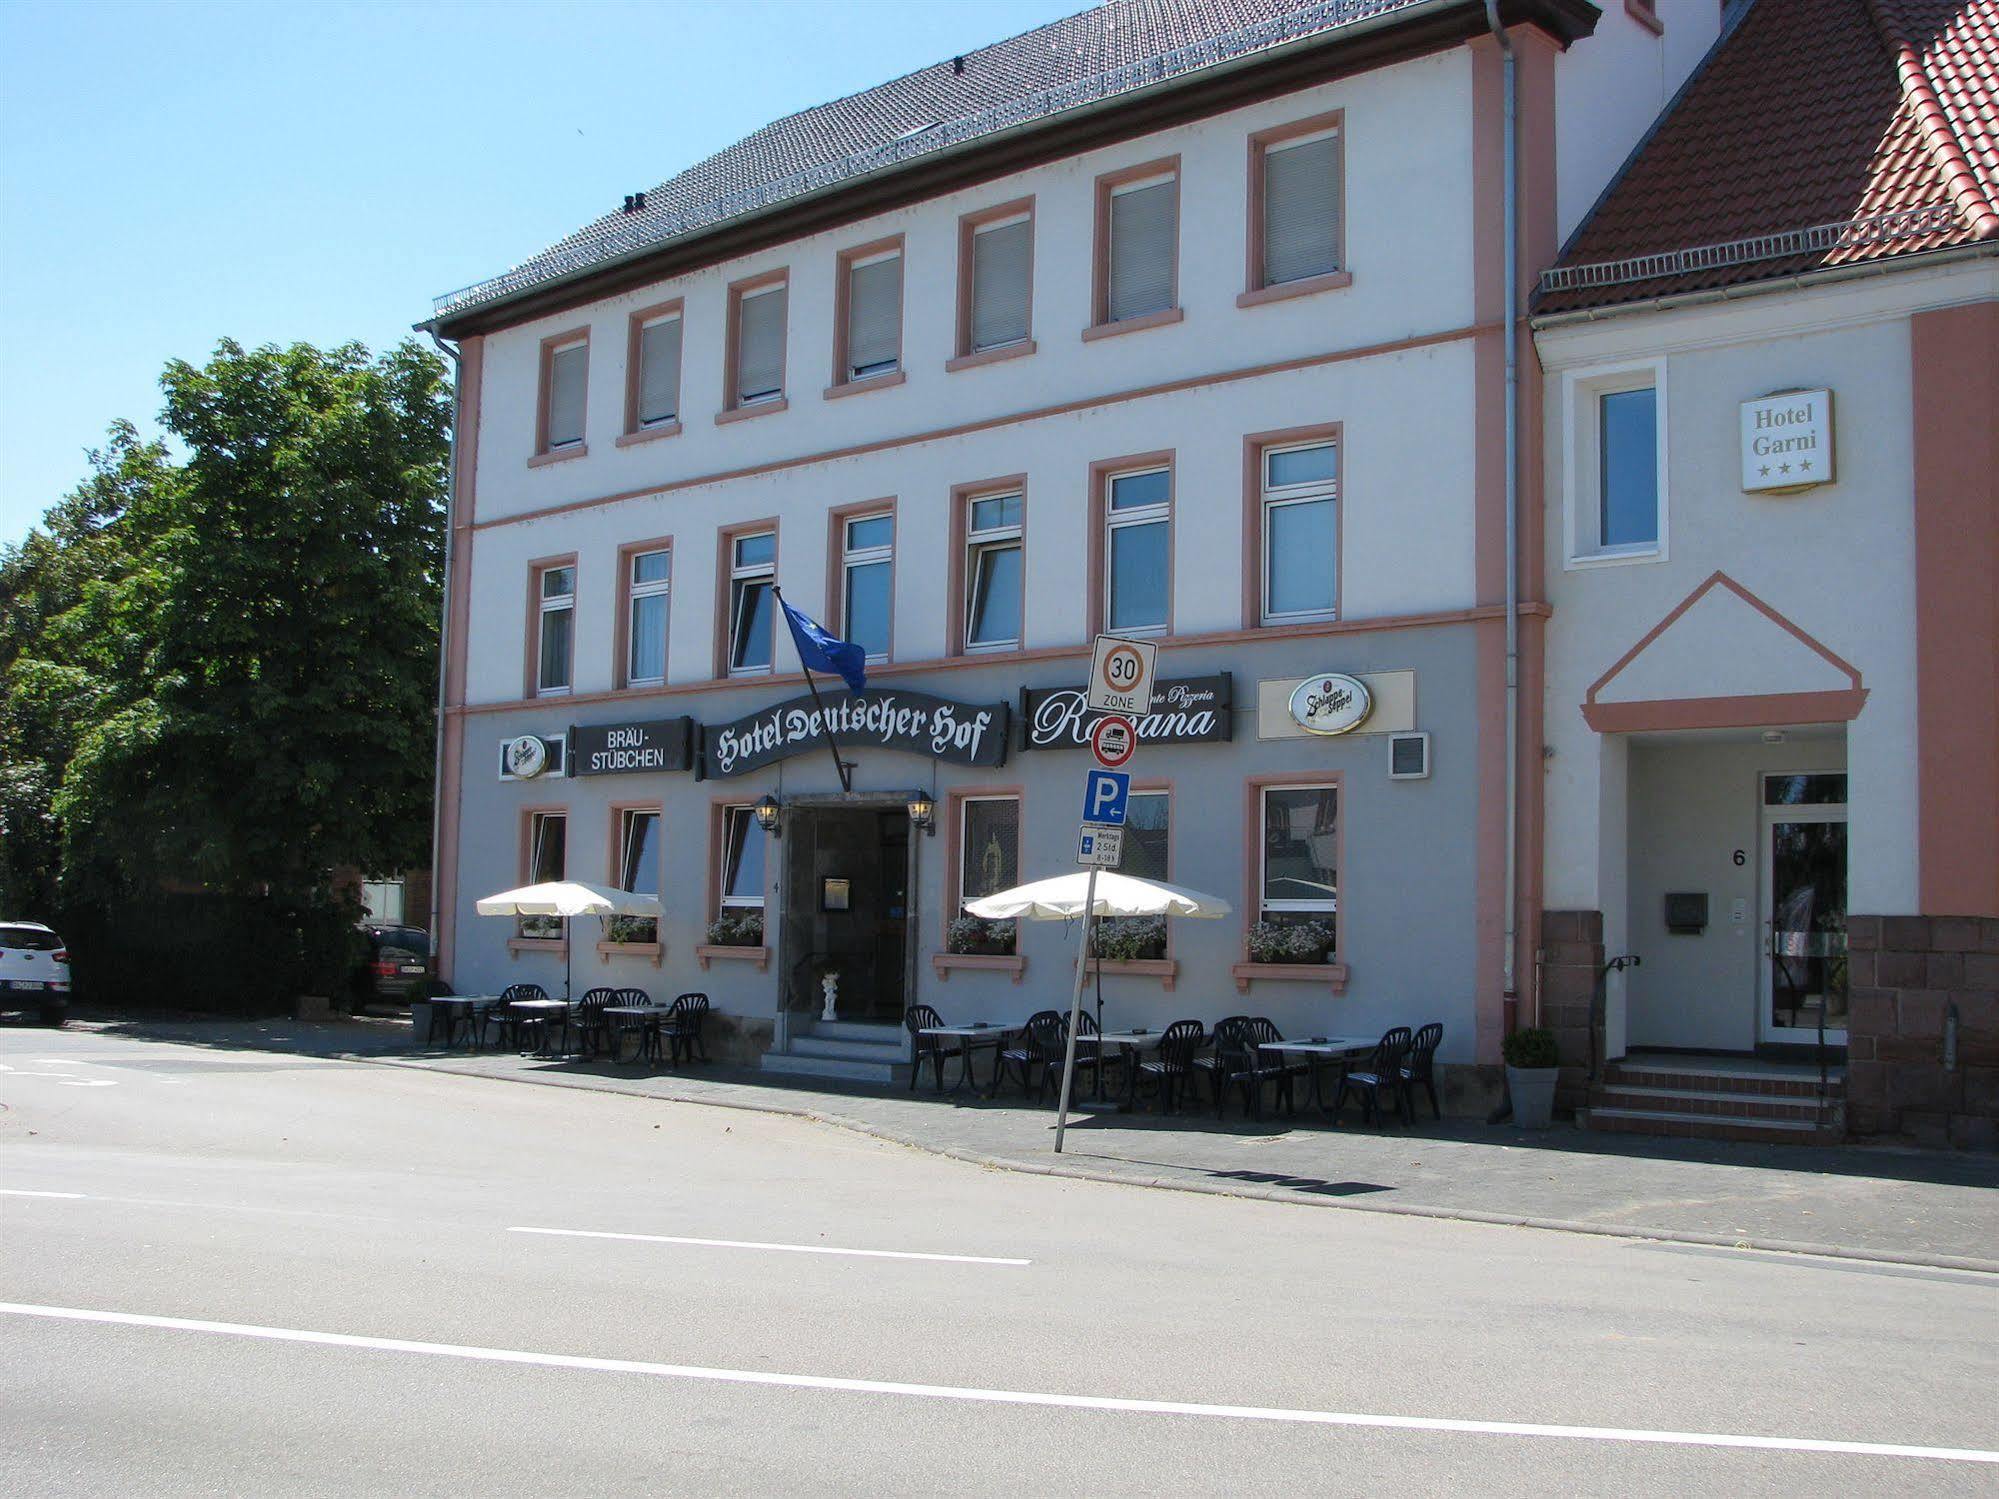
[773, 586, 852, 793]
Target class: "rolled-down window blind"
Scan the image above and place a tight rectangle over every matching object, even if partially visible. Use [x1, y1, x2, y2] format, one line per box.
[1107, 177, 1176, 323]
[736, 286, 787, 403]
[970, 218, 1030, 351]
[637, 318, 681, 424]
[846, 255, 902, 377]
[546, 343, 586, 446]
[1262, 131, 1342, 286]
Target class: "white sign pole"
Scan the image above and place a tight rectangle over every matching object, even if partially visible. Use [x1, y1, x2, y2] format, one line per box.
[1051, 863, 1100, 1155]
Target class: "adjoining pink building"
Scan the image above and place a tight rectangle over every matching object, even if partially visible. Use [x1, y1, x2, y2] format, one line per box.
[1533, 0, 1998, 1144]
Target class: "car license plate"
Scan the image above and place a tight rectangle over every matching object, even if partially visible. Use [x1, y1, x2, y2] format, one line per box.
[400, 965, 425, 975]
[4, 980, 45, 991]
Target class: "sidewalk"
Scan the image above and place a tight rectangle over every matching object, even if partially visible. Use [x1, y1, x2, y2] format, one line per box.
[69, 1012, 1999, 1270]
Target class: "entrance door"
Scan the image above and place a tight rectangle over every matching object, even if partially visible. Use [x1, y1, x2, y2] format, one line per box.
[1758, 772, 1848, 1045]
[780, 805, 910, 1024]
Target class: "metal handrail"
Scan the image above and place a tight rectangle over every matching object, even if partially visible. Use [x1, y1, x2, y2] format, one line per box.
[1589, 954, 1641, 1085]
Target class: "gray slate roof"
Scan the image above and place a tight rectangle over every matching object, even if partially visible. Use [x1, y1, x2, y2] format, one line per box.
[431, 0, 1423, 322]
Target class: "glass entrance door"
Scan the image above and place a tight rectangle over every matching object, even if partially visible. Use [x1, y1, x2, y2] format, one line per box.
[1759, 773, 1848, 1045]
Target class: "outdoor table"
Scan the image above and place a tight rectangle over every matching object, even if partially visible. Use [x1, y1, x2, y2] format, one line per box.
[601, 1004, 665, 1064]
[1256, 1036, 1377, 1116]
[916, 1023, 1015, 1096]
[506, 998, 573, 1058]
[425, 995, 500, 1048]
[1085, 1028, 1165, 1110]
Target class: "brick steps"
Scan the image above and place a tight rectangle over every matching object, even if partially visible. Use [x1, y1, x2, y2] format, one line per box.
[1585, 1057, 1843, 1144]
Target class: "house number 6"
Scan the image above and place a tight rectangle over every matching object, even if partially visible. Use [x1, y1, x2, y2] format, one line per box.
[1732, 849, 1746, 866]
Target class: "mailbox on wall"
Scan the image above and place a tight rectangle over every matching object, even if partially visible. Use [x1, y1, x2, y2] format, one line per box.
[1664, 892, 1709, 935]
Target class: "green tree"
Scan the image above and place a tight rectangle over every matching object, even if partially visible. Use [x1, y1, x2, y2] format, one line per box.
[1, 339, 449, 1002]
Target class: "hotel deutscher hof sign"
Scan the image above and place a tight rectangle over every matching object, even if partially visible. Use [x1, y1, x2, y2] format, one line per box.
[1741, 388, 1833, 494]
[1021, 674, 1233, 749]
[700, 688, 1009, 778]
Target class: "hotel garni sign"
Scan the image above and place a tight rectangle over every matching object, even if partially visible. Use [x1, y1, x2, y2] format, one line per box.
[1741, 388, 1833, 495]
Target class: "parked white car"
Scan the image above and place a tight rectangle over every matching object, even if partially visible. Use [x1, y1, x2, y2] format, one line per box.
[0, 922, 71, 1025]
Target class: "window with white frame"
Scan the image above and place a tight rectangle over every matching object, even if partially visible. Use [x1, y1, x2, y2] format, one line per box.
[1259, 785, 1338, 947]
[626, 548, 670, 686]
[1104, 467, 1170, 634]
[543, 338, 587, 450]
[957, 796, 1020, 914]
[720, 806, 766, 911]
[522, 811, 567, 938]
[733, 282, 787, 406]
[728, 531, 776, 674]
[635, 312, 681, 428]
[967, 211, 1032, 353]
[617, 807, 661, 942]
[359, 878, 405, 925]
[1568, 365, 1665, 563]
[842, 249, 902, 382]
[841, 513, 893, 662]
[1260, 440, 1339, 623]
[536, 563, 575, 695]
[964, 492, 1023, 651]
[1117, 792, 1169, 881]
[1103, 171, 1177, 324]
[1256, 124, 1343, 288]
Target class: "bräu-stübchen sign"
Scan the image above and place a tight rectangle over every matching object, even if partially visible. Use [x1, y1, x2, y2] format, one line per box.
[700, 689, 1010, 778]
[570, 717, 695, 776]
[1020, 674, 1232, 749]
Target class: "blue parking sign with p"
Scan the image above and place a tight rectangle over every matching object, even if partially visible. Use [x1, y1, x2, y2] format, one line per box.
[1083, 769, 1130, 826]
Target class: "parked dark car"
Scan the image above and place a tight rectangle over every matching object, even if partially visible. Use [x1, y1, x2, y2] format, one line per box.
[352, 924, 433, 1011]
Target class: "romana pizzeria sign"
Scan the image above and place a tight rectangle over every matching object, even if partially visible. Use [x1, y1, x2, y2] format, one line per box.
[700, 688, 1010, 779]
[1020, 674, 1232, 750]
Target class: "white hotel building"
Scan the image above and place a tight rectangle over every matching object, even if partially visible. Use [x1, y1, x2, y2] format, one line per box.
[420, 0, 1732, 1102]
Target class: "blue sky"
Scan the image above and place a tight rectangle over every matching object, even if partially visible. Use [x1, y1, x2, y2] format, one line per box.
[0, 0, 1082, 547]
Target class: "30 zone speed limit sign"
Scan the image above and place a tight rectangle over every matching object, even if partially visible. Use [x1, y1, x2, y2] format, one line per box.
[1087, 634, 1158, 717]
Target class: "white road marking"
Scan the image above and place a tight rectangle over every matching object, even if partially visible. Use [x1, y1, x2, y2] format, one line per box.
[509, 1225, 1029, 1266]
[2, 1302, 1992, 1464]
[0, 1188, 88, 1199]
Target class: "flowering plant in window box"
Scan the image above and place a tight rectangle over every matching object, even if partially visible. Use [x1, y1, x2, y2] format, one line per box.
[705, 910, 764, 947]
[1094, 915, 1167, 961]
[1245, 920, 1334, 964]
[605, 915, 658, 944]
[517, 914, 563, 941]
[946, 915, 1017, 956]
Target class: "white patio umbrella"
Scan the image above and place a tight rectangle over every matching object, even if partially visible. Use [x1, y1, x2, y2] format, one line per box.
[474, 881, 663, 1001]
[965, 870, 1231, 923]
[967, 871, 1230, 1150]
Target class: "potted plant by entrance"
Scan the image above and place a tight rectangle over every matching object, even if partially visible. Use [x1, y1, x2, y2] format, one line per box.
[1502, 1026, 1562, 1129]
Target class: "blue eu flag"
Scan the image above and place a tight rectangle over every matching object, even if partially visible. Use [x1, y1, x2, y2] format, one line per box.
[778, 593, 868, 695]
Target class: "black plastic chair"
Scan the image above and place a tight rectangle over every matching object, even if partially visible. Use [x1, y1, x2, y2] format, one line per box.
[1400, 1022, 1444, 1120]
[1334, 1027, 1416, 1125]
[1135, 1020, 1206, 1114]
[569, 988, 619, 1059]
[606, 986, 656, 1063]
[1191, 1014, 1247, 1106]
[907, 1003, 969, 1092]
[996, 1010, 1061, 1098]
[659, 993, 710, 1067]
[479, 983, 545, 1050]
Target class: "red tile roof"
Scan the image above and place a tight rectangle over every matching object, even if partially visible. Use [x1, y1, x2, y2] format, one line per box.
[1537, 0, 1999, 315]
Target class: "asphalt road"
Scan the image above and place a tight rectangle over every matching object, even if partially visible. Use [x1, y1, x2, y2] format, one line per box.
[2, 1026, 1993, 1497]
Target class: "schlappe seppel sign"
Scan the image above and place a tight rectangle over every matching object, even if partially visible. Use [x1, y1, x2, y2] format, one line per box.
[1021, 674, 1232, 749]
[700, 688, 1009, 778]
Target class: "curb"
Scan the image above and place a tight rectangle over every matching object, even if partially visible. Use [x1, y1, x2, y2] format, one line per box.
[356, 1051, 1999, 1277]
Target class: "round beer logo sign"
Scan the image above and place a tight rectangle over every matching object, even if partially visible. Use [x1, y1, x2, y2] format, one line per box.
[1090, 714, 1136, 768]
[1288, 673, 1372, 736]
[505, 734, 550, 778]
